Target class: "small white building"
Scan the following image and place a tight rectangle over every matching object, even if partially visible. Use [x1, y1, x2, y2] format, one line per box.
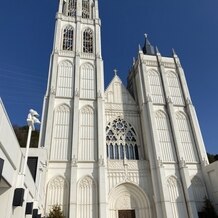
[0, 99, 45, 218]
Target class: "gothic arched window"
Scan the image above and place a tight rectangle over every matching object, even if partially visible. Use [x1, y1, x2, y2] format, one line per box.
[63, 26, 74, 51]
[67, 0, 77, 17]
[83, 29, 93, 53]
[82, 0, 90, 18]
[106, 117, 139, 160]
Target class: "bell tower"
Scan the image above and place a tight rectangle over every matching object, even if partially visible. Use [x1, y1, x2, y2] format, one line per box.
[40, 0, 107, 217]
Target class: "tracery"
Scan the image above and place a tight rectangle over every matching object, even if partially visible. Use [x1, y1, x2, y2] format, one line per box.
[106, 117, 139, 160]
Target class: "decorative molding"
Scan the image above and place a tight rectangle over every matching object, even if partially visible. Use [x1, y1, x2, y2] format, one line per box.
[58, 50, 75, 57]
[145, 94, 152, 103]
[96, 53, 101, 59]
[163, 62, 175, 68]
[72, 155, 78, 167]
[74, 88, 79, 97]
[50, 86, 56, 96]
[99, 155, 105, 167]
[105, 103, 138, 112]
[98, 90, 102, 98]
[76, 51, 80, 56]
[142, 60, 158, 67]
[166, 96, 173, 104]
[179, 158, 187, 168]
[175, 60, 182, 68]
[79, 176, 93, 188]
[157, 156, 164, 168]
[186, 97, 193, 105]
[202, 157, 209, 166]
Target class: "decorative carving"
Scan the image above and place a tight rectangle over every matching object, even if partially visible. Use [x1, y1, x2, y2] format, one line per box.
[157, 156, 164, 168]
[76, 51, 80, 56]
[48, 176, 67, 191]
[74, 88, 79, 97]
[79, 176, 93, 188]
[202, 157, 209, 166]
[50, 86, 56, 95]
[72, 155, 78, 167]
[143, 60, 158, 67]
[167, 96, 173, 104]
[179, 158, 187, 168]
[163, 62, 175, 68]
[99, 155, 105, 167]
[96, 53, 101, 58]
[186, 97, 193, 105]
[98, 90, 102, 98]
[175, 60, 181, 68]
[146, 94, 152, 103]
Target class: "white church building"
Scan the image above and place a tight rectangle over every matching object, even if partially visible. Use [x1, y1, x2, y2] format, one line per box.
[1, 0, 218, 218]
[37, 0, 218, 217]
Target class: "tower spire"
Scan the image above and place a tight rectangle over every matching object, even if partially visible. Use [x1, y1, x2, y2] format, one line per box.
[142, 33, 155, 55]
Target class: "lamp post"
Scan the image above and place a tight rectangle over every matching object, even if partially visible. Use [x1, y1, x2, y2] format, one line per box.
[21, 109, 40, 186]
[13, 109, 40, 207]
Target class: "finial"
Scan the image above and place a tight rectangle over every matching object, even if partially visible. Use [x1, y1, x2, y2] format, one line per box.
[172, 48, 177, 57]
[144, 33, 148, 39]
[156, 46, 160, 55]
[138, 44, 142, 51]
[133, 57, 136, 65]
[113, 68, 118, 75]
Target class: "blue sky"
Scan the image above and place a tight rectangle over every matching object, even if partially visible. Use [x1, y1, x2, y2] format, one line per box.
[0, 0, 217, 154]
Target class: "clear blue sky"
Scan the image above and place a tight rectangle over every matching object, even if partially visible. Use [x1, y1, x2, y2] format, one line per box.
[0, 0, 217, 154]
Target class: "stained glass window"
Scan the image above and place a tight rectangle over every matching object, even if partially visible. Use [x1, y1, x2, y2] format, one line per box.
[106, 117, 139, 160]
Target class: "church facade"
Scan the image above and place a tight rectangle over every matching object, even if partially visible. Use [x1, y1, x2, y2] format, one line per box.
[39, 0, 213, 217]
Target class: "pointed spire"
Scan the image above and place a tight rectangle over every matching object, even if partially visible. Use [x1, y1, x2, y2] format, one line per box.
[142, 33, 155, 55]
[155, 46, 161, 55]
[138, 44, 142, 52]
[172, 48, 178, 57]
[132, 57, 136, 66]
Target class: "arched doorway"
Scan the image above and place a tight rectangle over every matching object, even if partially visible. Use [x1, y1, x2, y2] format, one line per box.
[108, 183, 151, 218]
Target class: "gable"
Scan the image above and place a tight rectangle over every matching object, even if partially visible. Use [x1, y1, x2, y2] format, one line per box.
[104, 75, 136, 105]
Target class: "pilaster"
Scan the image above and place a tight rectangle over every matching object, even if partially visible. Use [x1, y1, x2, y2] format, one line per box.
[156, 52, 198, 218]
[138, 53, 172, 218]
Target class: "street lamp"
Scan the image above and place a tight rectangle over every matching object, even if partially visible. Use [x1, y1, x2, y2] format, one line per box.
[13, 109, 40, 207]
[21, 109, 40, 185]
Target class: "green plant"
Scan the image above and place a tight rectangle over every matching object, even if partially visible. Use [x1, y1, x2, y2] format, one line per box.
[47, 205, 64, 218]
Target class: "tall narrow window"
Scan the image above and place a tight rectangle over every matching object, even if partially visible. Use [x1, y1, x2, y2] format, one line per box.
[78, 106, 95, 161]
[83, 29, 93, 53]
[166, 71, 184, 105]
[167, 177, 188, 217]
[155, 110, 176, 162]
[57, 60, 73, 97]
[63, 26, 74, 51]
[80, 63, 95, 99]
[46, 176, 69, 216]
[176, 112, 198, 163]
[106, 117, 139, 160]
[148, 70, 165, 104]
[82, 0, 90, 18]
[50, 105, 71, 161]
[67, 0, 77, 16]
[77, 176, 98, 218]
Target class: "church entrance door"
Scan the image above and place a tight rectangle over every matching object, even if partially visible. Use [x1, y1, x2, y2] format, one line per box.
[118, 210, 136, 218]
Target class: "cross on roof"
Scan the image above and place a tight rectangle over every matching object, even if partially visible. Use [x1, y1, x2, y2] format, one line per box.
[114, 68, 118, 75]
